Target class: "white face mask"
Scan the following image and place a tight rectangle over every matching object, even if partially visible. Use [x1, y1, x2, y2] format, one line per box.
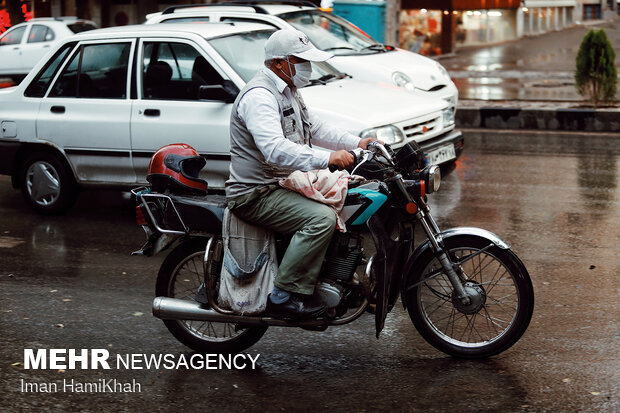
[282, 58, 312, 88]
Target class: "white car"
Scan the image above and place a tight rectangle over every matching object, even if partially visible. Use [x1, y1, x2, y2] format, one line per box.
[0, 23, 462, 214]
[0, 17, 97, 81]
[144, 3, 459, 112]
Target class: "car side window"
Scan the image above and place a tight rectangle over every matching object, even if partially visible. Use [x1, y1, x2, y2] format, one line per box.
[49, 42, 131, 99]
[28, 25, 55, 43]
[142, 41, 223, 100]
[0, 26, 26, 45]
[24, 42, 76, 98]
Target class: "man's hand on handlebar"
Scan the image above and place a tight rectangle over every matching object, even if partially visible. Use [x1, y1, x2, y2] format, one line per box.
[328, 150, 355, 171]
[358, 138, 384, 150]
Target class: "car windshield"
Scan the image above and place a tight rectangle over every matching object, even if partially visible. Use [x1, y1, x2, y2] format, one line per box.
[278, 10, 382, 55]
[209, 30, 343, 84]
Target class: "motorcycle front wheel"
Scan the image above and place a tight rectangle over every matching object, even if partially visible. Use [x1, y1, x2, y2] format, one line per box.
[404, 235, 534, 358]
[155, 240, 268, 354]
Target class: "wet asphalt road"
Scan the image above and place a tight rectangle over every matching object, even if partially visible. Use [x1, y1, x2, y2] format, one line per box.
[1, 130, 619, 412]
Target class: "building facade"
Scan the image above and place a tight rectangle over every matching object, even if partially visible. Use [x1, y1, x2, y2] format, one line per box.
[398, 0, 591, 55]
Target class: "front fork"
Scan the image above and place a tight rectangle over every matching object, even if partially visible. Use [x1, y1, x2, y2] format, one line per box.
[415, 198, 471, 306]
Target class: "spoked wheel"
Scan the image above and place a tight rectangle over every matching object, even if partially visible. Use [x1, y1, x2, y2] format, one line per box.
[405, 235, 534, 358]
[155, 240, 267, 353]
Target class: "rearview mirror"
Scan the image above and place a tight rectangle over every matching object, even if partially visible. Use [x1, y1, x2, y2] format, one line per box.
[198, 80, 238, 103]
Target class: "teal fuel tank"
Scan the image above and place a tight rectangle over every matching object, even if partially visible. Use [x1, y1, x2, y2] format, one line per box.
[342, 182, 388, 227]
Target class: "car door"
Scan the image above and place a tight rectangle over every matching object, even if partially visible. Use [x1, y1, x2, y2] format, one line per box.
[20, 24, 56, 71]
[36, 39, 136, 184]
[0, 25, 27, 74]
[131, 38, 232, 189]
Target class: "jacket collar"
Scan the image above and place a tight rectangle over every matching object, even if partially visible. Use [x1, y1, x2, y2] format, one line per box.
[262, 67, 290, 94]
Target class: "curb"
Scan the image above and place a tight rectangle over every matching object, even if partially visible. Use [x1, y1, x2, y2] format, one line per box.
[456, 106, 620, 132]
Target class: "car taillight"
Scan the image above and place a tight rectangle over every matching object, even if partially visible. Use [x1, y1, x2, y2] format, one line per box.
[136, 205, 147, 226]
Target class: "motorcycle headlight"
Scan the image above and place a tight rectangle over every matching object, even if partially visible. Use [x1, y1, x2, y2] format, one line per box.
[442, 107, 455, 126]
[407, 165, 441, 197]
[427, 165, 441, 193]
[360, 125, 405, 145]
[392, 71, 414, 91]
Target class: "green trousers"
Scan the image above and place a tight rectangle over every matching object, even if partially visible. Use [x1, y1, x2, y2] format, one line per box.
[228, 186, 337, 295]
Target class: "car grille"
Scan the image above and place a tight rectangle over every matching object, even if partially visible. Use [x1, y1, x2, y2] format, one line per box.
[399, 115, 441, 141]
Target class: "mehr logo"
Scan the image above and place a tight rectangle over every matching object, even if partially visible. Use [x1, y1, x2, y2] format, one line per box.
[24, 349, 110, 369]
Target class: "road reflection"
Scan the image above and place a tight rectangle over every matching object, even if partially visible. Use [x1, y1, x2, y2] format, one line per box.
[577, 153, 617, 213]
[452, 77, 583, 101]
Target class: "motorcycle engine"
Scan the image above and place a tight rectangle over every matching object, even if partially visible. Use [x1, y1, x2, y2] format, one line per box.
[316, 232, 365, 317]
[322, 232, 364, 283]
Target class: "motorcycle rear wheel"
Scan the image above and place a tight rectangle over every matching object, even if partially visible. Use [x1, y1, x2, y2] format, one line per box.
[156, 240, 268, 354]
[405, 235, 534, 358]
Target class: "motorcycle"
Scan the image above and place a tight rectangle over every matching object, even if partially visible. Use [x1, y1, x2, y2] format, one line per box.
[132, 142, 534, 358]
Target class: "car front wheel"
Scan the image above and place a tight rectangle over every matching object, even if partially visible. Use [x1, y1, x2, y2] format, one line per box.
[20, 152, 77, 215]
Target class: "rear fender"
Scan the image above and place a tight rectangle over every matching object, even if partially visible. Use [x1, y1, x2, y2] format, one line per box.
[399, 227, 510, 309]
[132, 227, 181, 257]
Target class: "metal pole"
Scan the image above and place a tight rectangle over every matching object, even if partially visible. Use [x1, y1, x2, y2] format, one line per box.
[385, 0, 400, 46]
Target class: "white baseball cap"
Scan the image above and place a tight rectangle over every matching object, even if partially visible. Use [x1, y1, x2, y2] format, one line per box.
[264, 29, 333, 62]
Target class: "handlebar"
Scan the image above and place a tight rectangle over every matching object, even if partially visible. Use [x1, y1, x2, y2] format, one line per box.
[328, 143, 392, 173]
[328, 149, 359, 172]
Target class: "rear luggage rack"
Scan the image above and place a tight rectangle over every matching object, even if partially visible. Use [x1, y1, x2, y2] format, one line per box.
[132, 187, 189, 235]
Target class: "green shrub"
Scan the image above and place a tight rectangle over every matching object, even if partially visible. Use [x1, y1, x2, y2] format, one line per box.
[575, 29, 617, 107]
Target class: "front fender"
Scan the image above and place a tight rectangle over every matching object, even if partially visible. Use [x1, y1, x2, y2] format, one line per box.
[399, 227, 510, 309]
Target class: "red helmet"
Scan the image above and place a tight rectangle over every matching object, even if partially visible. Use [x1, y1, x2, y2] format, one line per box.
[147, 143, 207, 195]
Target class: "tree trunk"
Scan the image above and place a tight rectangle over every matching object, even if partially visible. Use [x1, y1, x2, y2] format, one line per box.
[5, 0, 25, 26]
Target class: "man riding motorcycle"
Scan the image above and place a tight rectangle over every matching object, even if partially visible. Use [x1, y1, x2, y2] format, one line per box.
[225, 29, 378, 320]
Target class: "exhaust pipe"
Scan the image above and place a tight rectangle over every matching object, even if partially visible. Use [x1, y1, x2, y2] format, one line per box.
[153, 296, 369, 327]
[152, 297, 328, 327]
[152, 297, 265, 325]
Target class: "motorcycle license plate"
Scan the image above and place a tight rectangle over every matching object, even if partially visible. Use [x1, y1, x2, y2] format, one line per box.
[426, 144, 456, 165]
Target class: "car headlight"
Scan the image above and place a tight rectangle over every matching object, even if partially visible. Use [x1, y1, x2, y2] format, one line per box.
[360, 125, 405, 145]
[443, 95, 457, 109]
[392, 71, 414, 91]
[442, 107, 455, 126]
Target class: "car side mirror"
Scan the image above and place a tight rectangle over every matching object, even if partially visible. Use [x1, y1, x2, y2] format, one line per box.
[198, 80, 238, 103]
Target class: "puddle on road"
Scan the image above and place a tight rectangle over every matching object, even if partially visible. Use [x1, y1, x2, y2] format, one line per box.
[0, 236, 25, 248]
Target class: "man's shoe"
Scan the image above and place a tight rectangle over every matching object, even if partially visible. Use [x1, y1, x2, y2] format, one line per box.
[265, 294, 327, 320]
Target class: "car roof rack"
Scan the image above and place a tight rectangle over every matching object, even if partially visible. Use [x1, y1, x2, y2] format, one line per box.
[29, 16, 82, 22]
[161, 1, 318, 15]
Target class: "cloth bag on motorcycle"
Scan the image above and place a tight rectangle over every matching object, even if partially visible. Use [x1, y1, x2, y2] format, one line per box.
[218, 208, 276, 314]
